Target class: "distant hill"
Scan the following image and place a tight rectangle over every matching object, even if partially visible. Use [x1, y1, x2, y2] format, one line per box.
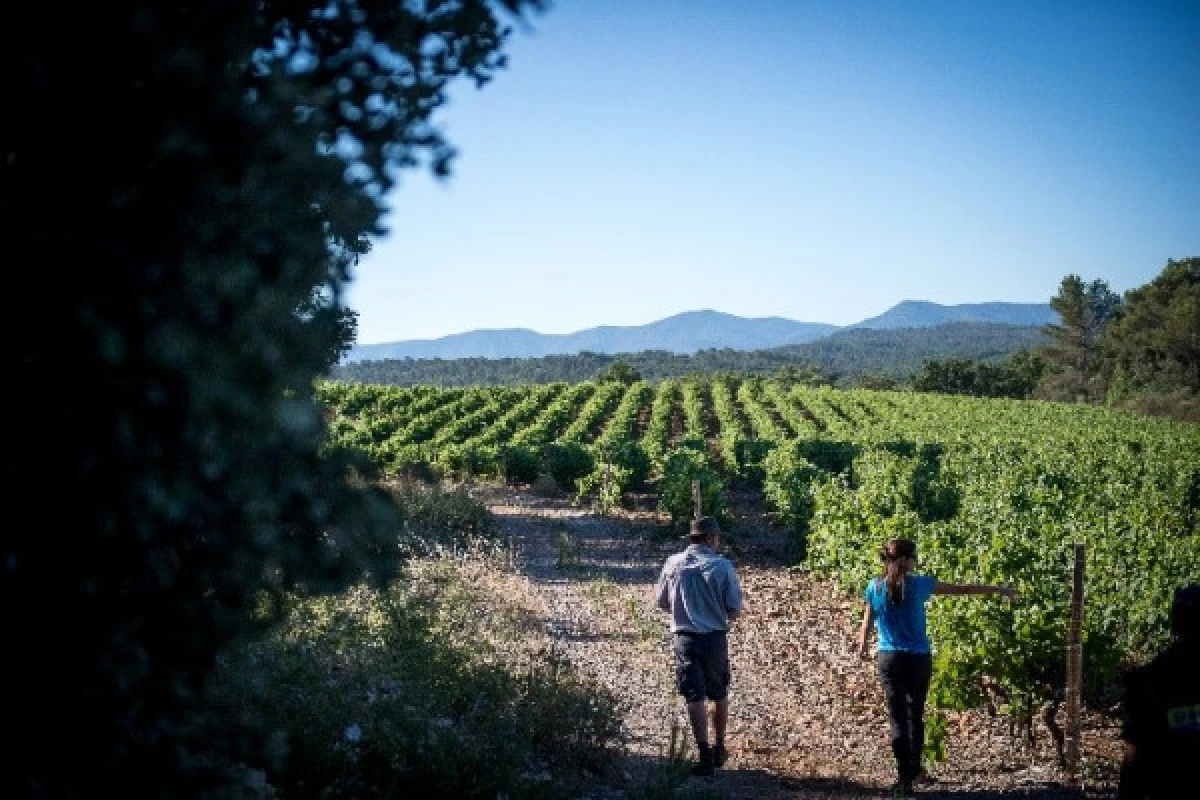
[344, 310, 837, 362]
[343, 301, 1055, 364]
[849, 300, 1056, 330]
[332, 321, 1049, 387]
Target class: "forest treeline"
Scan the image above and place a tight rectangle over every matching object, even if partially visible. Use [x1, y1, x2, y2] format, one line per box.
[332, 321, 1047, 387]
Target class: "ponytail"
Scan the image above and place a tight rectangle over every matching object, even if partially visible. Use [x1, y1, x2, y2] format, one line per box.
[879, 538, 917, 605]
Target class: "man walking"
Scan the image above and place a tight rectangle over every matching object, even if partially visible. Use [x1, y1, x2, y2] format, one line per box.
[654, 516, 744, 776]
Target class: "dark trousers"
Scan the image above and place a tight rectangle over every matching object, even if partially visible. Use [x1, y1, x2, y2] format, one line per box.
[877, 651, 933, 782]
[673, 630, 731, 703]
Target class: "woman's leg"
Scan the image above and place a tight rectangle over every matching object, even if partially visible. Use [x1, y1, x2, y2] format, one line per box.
[877, 652, 912, 781]
[904, 654, 934, 782]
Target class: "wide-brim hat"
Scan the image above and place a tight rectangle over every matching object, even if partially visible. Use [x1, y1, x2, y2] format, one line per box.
[686, 516, 721, 539]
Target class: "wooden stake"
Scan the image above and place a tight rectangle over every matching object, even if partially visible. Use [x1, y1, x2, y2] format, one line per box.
[1065, 543, 1085, 784]
[692, 479, 701, 520]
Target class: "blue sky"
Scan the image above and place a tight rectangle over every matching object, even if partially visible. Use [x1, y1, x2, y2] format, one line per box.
[345, 0, 1200, 345]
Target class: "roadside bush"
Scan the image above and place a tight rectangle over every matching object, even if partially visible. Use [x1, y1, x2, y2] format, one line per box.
[207, 556, 623, 799]
[6, 3, 548, 793]
[390, 483, 497, 553]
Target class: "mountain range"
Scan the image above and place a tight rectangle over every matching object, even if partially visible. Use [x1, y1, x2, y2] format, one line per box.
[344, 300, 1056, 363]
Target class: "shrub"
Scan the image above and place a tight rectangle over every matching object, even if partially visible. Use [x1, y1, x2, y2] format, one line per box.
[590, 439, 651, 489]
[576, 462, 633, 516]
[207, 556, 623, 798]
[390, 483, 497, 554]
[657, 447, 727, 529]
[501, 444, 543, 485]
[438, 442, 501, 480]
[541, 442, 595, 490]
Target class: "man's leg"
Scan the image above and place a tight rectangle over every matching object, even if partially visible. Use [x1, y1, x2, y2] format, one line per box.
[712, 698, 729, 766]
[706, 631, 731, 768]
[675, 633, 714, 775]
[687, 700, 709, 746]
[686, 701, 714, 775]
[712, 698, 728, 743]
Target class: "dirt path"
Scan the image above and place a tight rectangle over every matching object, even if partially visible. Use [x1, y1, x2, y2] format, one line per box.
[470, 484, 1120, 799]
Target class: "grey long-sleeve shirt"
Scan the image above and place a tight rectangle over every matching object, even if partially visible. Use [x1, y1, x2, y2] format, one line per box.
[655, 544, 743, 633]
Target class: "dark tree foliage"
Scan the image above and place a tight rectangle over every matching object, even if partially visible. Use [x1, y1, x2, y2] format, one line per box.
[910, 350, 1047, 399]
[1037, 274, 1121, 402]
[1, 1, 540, 796]
[1032, 259, 1199, 420]
[594, 359, 642, 384]
[1102, 257, 1200, 420]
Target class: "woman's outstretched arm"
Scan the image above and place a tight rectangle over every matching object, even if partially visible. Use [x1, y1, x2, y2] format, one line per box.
[934, 581, 1018, 601]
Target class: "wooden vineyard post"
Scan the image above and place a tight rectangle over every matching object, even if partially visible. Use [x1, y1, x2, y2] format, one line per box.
[601, 460, 612, 513]
[1065, 543, 1085, 784]
[692, 479, 701, 520]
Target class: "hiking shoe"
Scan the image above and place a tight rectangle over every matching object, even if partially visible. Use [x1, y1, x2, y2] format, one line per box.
[713, 742, 728, 768]
[691, 743, 715, 777]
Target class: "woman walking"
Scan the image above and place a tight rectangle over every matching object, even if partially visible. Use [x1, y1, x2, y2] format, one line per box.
[858, 538, 1017, 797]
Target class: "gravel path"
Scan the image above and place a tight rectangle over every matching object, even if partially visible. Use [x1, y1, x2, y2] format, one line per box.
[471, 485, 1121, 800]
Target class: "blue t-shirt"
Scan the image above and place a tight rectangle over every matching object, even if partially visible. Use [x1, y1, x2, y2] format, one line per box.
[864, 574, 937, 654]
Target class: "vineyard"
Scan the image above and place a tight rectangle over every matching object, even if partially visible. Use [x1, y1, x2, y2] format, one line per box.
[317, 377, 1200, 739]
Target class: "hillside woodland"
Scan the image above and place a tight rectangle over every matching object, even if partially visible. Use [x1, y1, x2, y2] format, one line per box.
[332, 322, 1047, 388]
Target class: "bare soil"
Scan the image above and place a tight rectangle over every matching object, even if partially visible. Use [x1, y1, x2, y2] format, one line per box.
[469, 483, 1122, 799]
